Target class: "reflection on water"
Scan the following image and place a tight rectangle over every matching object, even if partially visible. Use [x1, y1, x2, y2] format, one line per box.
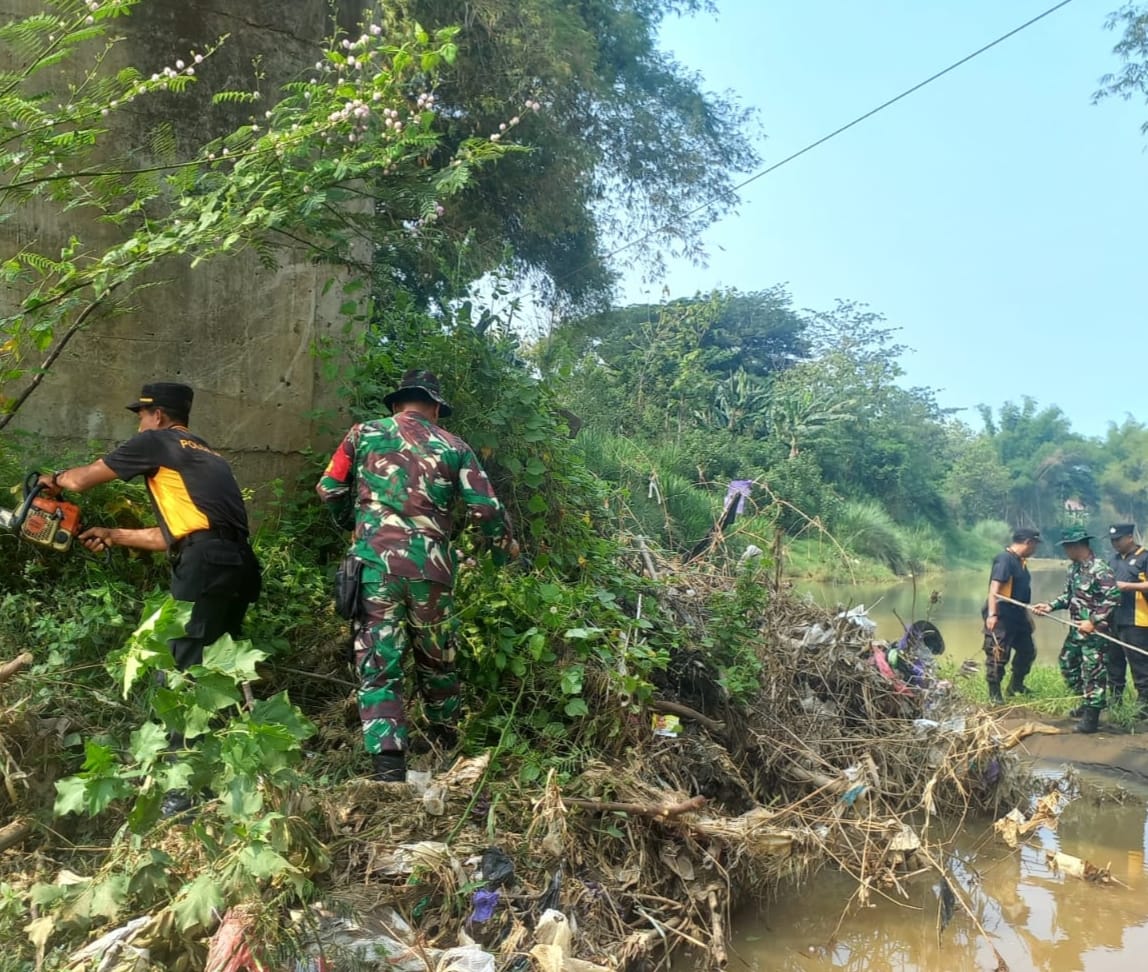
[734, 793, 1148, 971]
[799, 566, 1068, 664]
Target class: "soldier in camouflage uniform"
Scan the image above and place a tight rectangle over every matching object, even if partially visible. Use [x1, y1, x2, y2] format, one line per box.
[1033, 527, 1120, 734]
[316, 370, 514, 781]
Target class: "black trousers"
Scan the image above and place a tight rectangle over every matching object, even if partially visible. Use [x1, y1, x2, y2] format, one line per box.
[1111, 625, 1148, 700]
[983, 623, 1035, 685]
[168, 537, 262, 670]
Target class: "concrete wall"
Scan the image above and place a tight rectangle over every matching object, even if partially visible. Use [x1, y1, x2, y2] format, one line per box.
[0, 0, 362, 491]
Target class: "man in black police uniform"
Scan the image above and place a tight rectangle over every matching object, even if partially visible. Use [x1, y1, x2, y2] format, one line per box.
[1107, 523, 1148, 716]
[38, 382, 261, 670]
[983, 527, 1041, 704]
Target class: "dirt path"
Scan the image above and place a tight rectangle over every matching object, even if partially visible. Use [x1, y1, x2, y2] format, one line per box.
[1002, 709, 1148, 785]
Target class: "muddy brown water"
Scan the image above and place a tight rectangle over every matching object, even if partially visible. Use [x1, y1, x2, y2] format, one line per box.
[732, 784, 1148, 971]
[725, 568, 1148, 971]
[800, 564, 1069, 665]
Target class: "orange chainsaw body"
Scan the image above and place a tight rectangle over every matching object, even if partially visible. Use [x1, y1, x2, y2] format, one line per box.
[19, 496, 82, 552]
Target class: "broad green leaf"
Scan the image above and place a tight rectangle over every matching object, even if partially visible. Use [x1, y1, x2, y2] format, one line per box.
[85, 776, 132, 816]
[129, 722, 169, 767]
[223, 776, 264, 818]
[250, 692, 316, 742]
[172, 874, 223, 932]
[201, 634, 264, 681]
[239, 842, 292, 880]
[191, 672, 244, 712]
[54, 777, 87, 817]
[157, 761, 194, 795]
[563, 698, 590, 718]
[121, 596, 186, 695]
[87, 875, 129, 920]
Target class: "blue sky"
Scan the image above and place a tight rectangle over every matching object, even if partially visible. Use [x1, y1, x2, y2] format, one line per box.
[620, 0, 1146, 438]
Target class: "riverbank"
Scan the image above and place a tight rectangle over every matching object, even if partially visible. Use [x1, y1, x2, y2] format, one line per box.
[1000, 708, 1148, 784]
[0, 566, 1036, 971]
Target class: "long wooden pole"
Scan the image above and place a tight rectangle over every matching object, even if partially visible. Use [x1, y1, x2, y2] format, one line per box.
[996, 594, 1148, 660]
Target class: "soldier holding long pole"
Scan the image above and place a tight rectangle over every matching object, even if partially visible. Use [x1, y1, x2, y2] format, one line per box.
[1031, 527, 1121, 734]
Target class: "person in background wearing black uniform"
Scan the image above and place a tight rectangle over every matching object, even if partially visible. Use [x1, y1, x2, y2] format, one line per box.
[37, 382, 262, 670]
[983, 527, 1041, 704]
[1107, 523, 1148, 716]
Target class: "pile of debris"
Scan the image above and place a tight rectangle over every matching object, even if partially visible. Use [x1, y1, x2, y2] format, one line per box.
[1, 564, 1043, 971]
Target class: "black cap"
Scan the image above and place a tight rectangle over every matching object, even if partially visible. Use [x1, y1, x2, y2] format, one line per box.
[1109, 523, 1136, 540]
[126, 382, 194, 416]
[1012, 527, 1041, 543]
[382, 369, 453, 418]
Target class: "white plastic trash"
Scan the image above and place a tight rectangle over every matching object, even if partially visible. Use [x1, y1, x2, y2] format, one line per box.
[436, 945, 496, 972]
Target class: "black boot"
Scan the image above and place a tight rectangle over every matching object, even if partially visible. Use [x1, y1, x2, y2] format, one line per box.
[427, 723, 459, 751]
[1073, 707, 1101, 734]
[987, 681, 1004, 705]
[1007, 676, 1031, 697]
[371, 752, 406, 783]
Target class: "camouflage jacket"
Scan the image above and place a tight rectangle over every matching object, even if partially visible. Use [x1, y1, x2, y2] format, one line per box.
[316, 411, 508, 586]
[1048, 555, 1120, 634]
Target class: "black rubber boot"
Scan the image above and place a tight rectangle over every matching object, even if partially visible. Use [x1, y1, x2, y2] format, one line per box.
[987, 681, 1004, 705]
[1073, 707, 1101, 734]
[427, 723, 459, 751]
[372, 752, 407, 783]
[1007, 677, 1031, 697]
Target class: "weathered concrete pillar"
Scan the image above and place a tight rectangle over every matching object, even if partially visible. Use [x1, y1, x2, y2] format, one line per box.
[0, 0, 362, 491]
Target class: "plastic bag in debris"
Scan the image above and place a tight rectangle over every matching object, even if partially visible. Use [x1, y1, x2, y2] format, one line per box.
[480, 846, 516, 888]
[294, 908, 429, 972]
[801, 623, 834, 647]
[373, 841, 460, 879]
[837, 605, 877, 637]
[469, 888, 501, 925]
[436, 945, 496, 972]
[295, 933, 429, 972]
[535, 910, 573, 951]
[423, 783, 448, 816]
[739, 544, 764, 563]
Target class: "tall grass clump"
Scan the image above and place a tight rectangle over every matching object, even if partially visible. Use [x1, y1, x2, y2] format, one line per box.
[577, 429, 720, 550]
[832, 499, 911, 573]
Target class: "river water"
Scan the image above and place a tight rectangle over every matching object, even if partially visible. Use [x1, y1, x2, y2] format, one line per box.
[799, 564, 1069, 664]
[733, 789, 1148, 972]
[727, 567, 1148, 971]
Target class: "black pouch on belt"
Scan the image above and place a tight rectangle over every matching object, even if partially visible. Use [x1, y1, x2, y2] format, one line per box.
[334, 554, 363, 620]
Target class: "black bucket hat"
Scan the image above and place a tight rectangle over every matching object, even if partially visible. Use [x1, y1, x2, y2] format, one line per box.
[126, 382, 194, 416]
[383, 369, 453, 418]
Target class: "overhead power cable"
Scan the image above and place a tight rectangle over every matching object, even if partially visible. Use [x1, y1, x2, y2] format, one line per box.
[554, 0, 1078, 289]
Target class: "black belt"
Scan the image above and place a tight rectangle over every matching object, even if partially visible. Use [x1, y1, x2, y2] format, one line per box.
[171, 526, 249, 555]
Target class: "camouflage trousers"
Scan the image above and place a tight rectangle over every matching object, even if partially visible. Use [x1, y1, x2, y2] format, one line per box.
[355, 567, 459, 755]
[1058, 633, 1107, 710]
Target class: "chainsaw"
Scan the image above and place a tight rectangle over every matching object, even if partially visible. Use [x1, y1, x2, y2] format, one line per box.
[0, 472, 83, 554]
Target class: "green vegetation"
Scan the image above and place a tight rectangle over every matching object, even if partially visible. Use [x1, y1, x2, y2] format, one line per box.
[3, 1, 1148, 966]
[943, 660, 1145, 733]
[541, 289, 1148, 579]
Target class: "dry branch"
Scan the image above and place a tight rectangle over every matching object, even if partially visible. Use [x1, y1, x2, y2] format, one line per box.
[648, 700, 725, 734]
[564, 795, 706, 818]
[0, 817, 33, 853]
[0, 653, 33, 687]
